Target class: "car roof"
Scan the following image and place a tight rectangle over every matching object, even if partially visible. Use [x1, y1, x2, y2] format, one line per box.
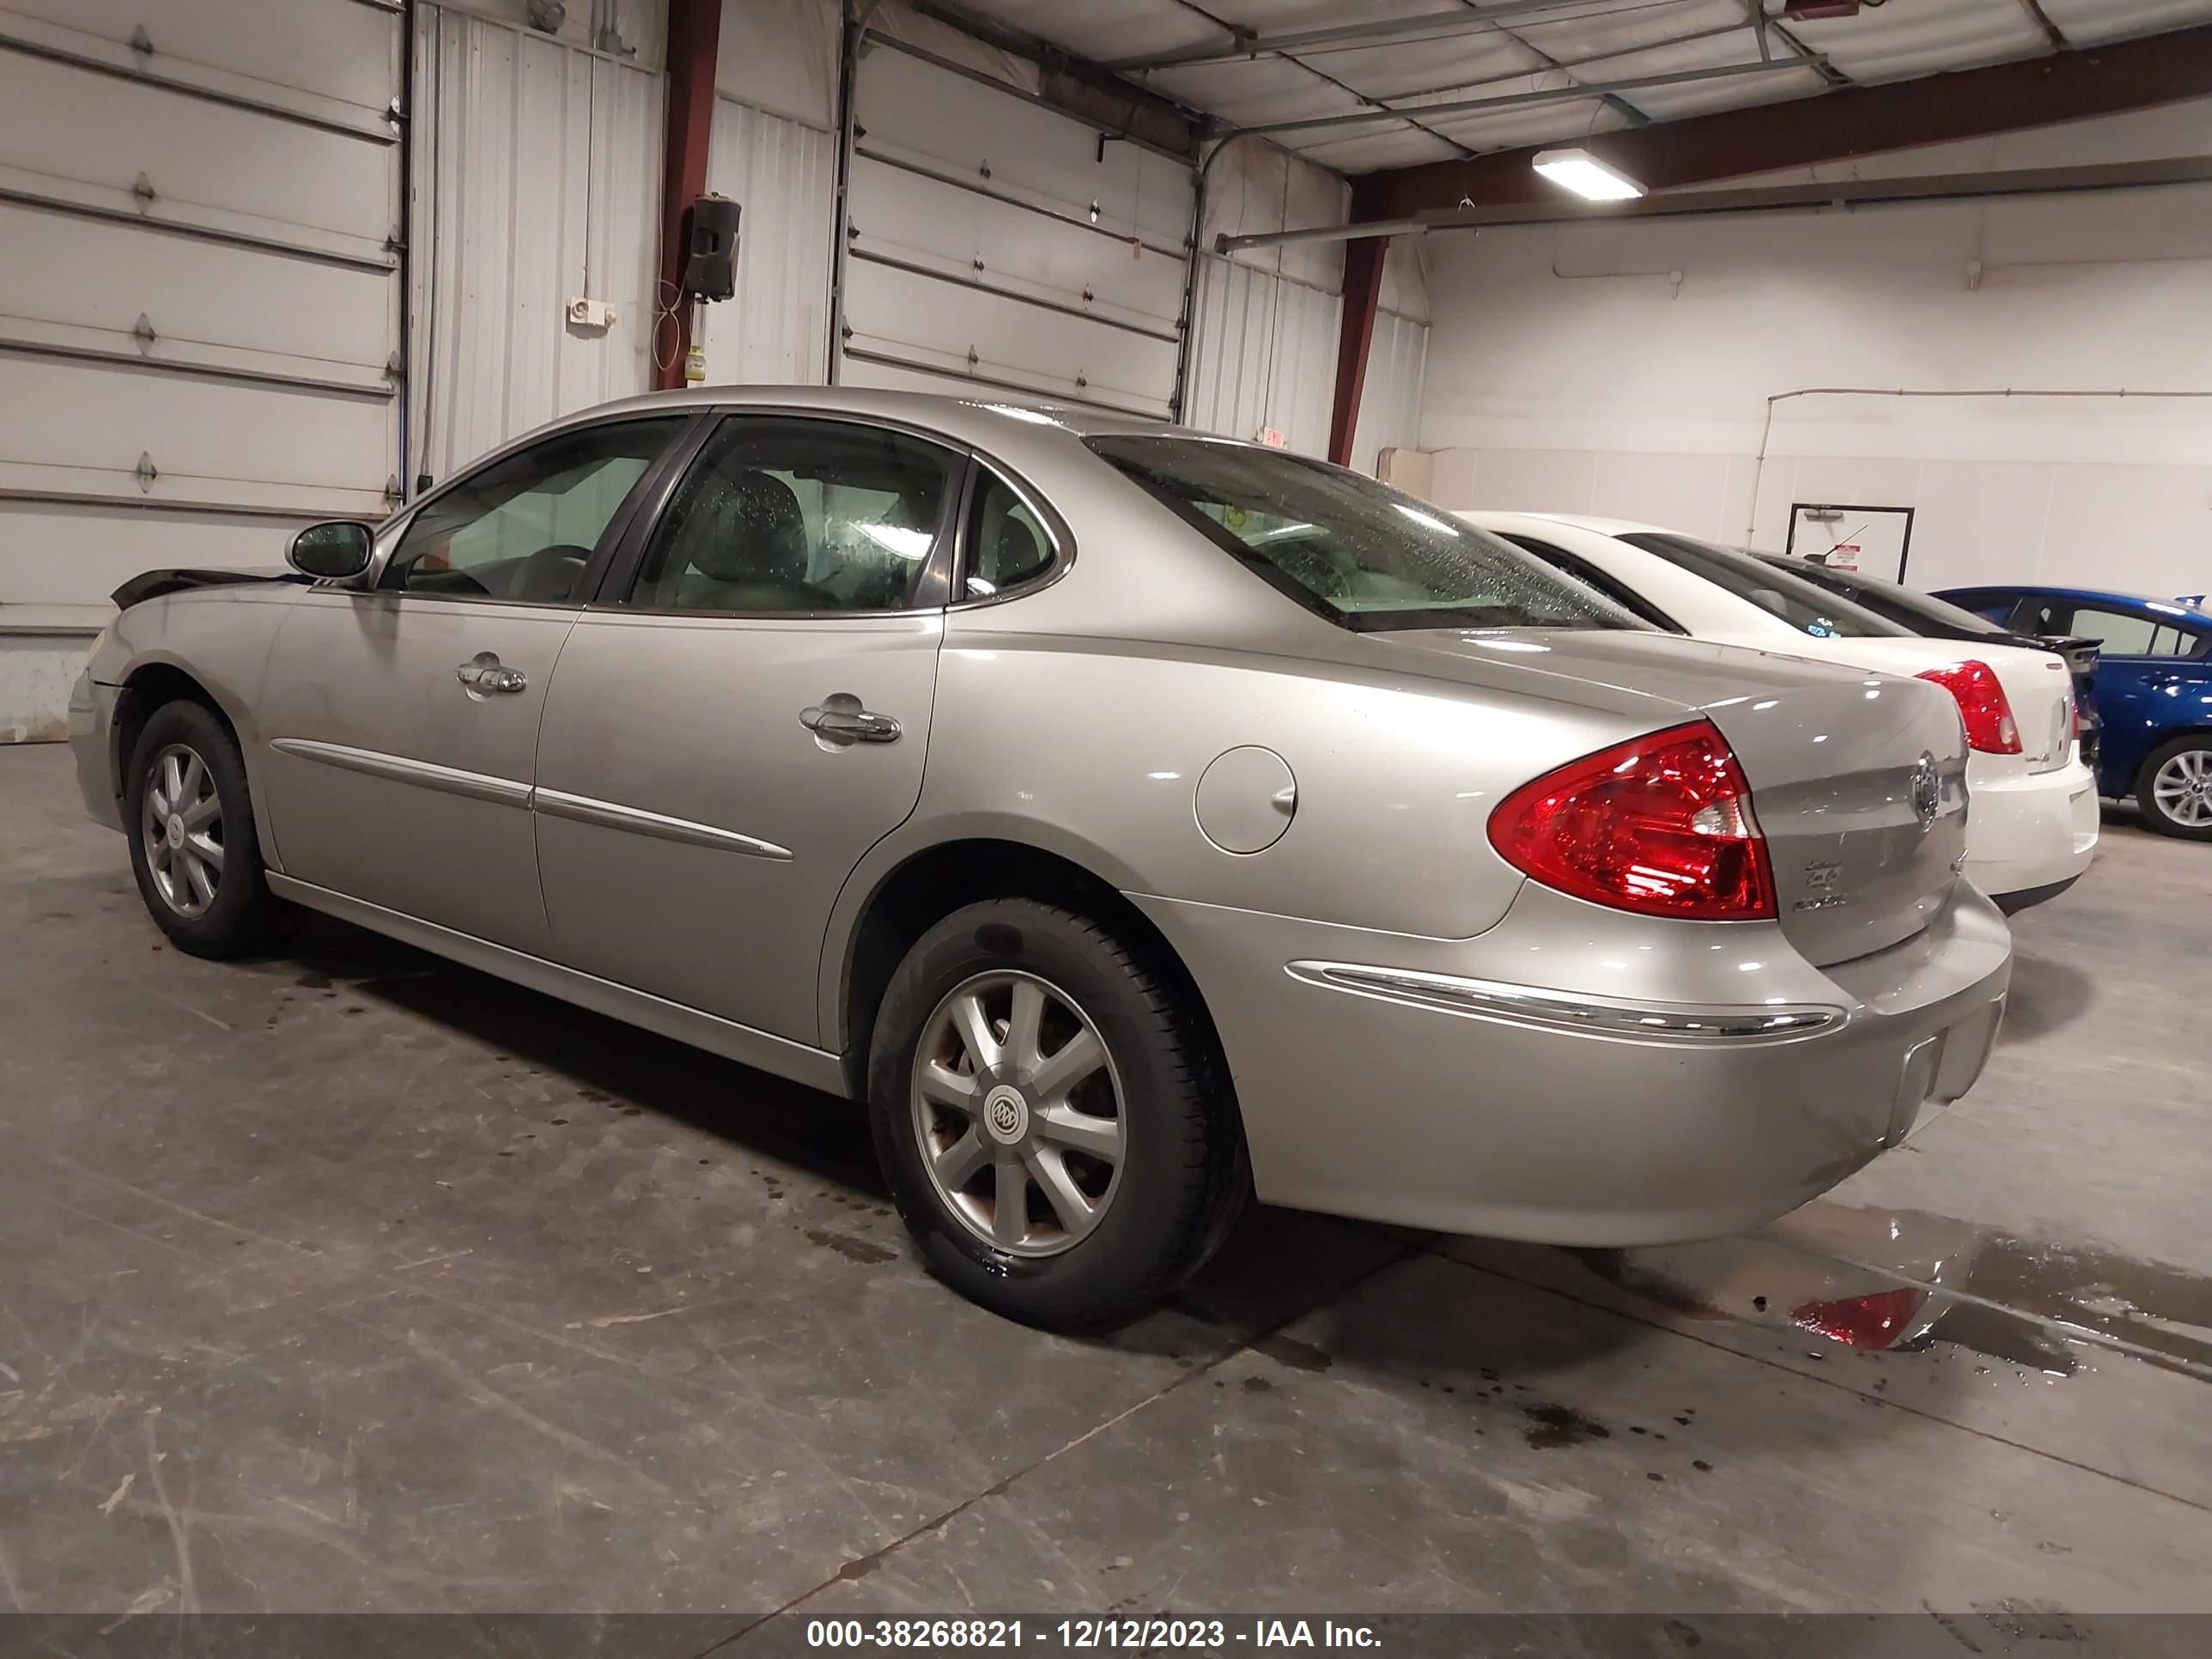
[1945, 585, 2212, 627]
[577, 383, 1218, 447]
[1464, 510, 1672, 538]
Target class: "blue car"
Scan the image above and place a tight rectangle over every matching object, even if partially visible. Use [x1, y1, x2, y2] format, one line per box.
[1936, 586, 2212, 840]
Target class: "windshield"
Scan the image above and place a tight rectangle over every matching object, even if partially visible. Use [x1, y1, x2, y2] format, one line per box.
[1088, 436, 1647, 634]
[1617, 532, 1911, 639]
[1772, 557, 2009, 636]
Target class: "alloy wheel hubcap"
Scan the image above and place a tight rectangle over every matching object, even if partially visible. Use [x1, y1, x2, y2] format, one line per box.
[2153, 750, 2212, 827]
[143, 743, 224, 918]
[910, 970, 1125, 1259]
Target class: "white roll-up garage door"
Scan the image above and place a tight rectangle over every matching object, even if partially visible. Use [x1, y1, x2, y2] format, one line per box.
[838, 41, 1195, 421]
[0, 0, 404, 620]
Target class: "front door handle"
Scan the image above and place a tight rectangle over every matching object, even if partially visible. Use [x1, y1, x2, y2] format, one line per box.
[801, 692, 901, 745]
[456, 653, 528, 696]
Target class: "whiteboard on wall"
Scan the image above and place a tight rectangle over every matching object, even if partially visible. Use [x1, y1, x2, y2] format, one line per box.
[1786, 503, 1916, 582]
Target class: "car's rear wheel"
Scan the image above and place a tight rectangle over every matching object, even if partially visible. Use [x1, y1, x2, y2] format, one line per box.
[125, 700, 283, 957]
[2137, 736, 2212, 841]
[868, 898, 1243, 1331]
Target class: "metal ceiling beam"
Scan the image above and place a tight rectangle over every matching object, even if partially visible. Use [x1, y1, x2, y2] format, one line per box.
[2015, 0, 2069, 51]
[1102, 0, 1602, 73]
[1161, 0, 1480, 163]
[1236, 154, 2212, 252]
[1486, 15, 1652, 129]
[1239, 58, 1813, 138]
[1363, 19, 1761, 104]
[1745, 2, 1850, 88]
[908, 0, 1208, 158]
[1351, 21, 2212, 222]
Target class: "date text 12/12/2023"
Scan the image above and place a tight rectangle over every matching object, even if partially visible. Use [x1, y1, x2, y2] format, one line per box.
[804, 1618, 1383, 1649]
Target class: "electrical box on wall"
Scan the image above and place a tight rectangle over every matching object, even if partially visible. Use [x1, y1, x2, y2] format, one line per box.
[567, 298, 617, 330]
[681, 193, 741, 302]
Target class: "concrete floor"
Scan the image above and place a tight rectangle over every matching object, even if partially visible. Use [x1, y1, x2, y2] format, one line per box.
[3, 741, 2209, 1626]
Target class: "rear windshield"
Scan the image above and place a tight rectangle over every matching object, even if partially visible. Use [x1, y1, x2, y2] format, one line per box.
[1088, 435, 1647, 634]
[1773, 557, 2009, 637]
[1618, 532, 1911, 639]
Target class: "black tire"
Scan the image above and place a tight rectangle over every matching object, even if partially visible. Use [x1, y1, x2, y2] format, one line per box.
[124, 700, 284, 957]
[2136, 735, 2212, 841]
[867, 898, 1244, 1332]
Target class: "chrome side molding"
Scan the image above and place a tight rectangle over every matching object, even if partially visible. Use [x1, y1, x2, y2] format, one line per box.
[269, 738, 531, 808]
[269, 738, 791, 859]
[532, 787, 793, 860]
[1285, 960, 1847, 1044]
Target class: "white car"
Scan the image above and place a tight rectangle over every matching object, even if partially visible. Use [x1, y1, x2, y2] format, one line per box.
[1462, 513, 2099, 911]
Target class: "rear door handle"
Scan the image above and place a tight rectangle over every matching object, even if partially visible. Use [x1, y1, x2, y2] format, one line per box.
[456, 653, 527, 696]
[801, 692, 901, 745]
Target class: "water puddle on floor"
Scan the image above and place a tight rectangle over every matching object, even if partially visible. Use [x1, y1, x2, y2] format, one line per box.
[1572, 1202, 2212, 1383]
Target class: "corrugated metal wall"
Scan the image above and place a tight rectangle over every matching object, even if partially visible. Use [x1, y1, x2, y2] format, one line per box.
[698, 97, 837, 385]
[1184, 137, 1347, 456]
[1183, 258, 1341, 457]
[1349, 309, 1430, 479]
[409, 5, 665, 486]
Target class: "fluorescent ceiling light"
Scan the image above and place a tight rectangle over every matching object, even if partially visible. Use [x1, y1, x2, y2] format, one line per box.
[1532, 148, 1645, 203]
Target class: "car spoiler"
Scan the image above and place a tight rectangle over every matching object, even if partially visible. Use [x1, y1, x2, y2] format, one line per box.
[112, 568, 310, 611]
[2033, 634, 2100, 673]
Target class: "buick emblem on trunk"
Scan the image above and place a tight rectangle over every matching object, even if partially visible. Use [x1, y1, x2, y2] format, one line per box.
[1911, 753, 1941, 831]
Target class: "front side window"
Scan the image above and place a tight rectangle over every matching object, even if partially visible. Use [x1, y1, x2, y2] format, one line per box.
[1618, 532, 1910, 639]
[1089, 436, 1644, 633]
[627, 417, 957, 612]
[383, 418, 684, 602]
[962, 471, 1056, 600]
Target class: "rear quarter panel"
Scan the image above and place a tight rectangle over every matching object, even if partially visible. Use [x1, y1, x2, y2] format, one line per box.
[815, 627, 1666, 1042]
[879, 631, 1656, 932]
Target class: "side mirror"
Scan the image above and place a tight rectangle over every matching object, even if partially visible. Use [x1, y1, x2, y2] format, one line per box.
[287, 520, 374, 580]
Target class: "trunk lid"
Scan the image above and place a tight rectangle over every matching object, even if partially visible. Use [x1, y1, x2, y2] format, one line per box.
[1352, 629, 1970, 967]
[1978, 641, 2080, 774]
[1700, 668, 1968, 967]
[1836, 635, 2078, 775]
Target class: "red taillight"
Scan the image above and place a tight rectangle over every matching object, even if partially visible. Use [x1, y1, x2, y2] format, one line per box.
[1486, 719, 1777, 921]
[1916, 660, 2021, 755]
[1791, 1288, 1929, 1351]
[2068, 690, 2080, 744]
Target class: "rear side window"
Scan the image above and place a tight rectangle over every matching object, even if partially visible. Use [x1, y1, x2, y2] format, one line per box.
[626, 416, 957, 613]
[2067, 606, 2200, 658]
[1617, 532, 1910, 639]
[962, 470, 1056, 600]
[1088, 435, 1646, 634]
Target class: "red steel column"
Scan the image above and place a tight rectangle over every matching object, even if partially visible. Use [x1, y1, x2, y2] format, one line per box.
[654, 0, 724, 390]
[1327, 231, 1388, 469]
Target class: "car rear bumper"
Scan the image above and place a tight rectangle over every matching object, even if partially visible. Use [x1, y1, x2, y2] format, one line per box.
[68, 672, 124, 833]
[1136, 881, 2012, 1246]
[1962, 749, 2098, 904]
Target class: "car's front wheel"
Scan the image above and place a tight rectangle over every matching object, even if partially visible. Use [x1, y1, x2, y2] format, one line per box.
[2138, 735, 2212, 841]
[868, 899, 1243, 1331]
[125, 700, 283, 957]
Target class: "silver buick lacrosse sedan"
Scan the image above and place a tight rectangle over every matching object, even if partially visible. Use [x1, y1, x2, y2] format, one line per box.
[71, 388, 2010, 1328]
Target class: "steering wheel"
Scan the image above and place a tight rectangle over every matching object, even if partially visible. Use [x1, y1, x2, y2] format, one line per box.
[510, 543, 594, 604]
